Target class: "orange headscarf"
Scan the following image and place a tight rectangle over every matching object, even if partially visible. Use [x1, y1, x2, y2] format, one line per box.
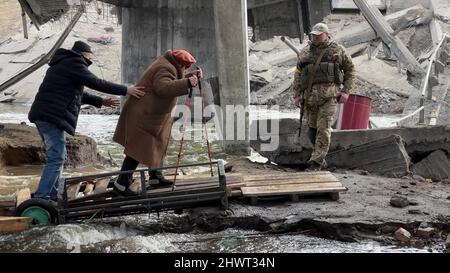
[172, 50, 196, 68]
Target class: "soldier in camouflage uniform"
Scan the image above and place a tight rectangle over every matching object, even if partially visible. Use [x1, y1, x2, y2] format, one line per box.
[292, 23, 356, 171]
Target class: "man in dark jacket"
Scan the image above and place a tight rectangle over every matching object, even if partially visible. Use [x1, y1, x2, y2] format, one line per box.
[28, 41, 145, 200]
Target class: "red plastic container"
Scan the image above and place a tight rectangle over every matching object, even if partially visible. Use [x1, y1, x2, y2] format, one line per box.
[336, 94, 372, 130]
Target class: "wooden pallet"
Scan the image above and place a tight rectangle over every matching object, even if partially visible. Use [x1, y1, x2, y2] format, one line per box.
[233, 171, 346, 205]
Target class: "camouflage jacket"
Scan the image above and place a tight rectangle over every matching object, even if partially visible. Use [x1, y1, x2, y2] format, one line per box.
[292, 38, 355, 99]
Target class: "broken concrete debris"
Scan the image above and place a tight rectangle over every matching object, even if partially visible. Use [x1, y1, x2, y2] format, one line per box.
[390, 195, 409, 208]
[416, 227, 435, 239]
[394, 228, 411, 242]
[411, 150, 450, 182]
[0, 123, 112, 167]
[326, 134, 410, 177]
[248, 3, 440, 115]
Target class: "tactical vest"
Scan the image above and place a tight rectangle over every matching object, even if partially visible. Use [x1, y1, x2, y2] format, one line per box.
[298, 44, 344, 93]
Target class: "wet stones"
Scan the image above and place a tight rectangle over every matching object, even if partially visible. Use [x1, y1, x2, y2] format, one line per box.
[0, 123, 111, 167]
[415, 227, 435, 238]
[394, 228, 411, 242]
[390, 195, 409, 208]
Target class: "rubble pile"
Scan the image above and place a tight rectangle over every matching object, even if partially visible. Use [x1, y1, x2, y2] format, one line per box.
[248, 4, 449, 115]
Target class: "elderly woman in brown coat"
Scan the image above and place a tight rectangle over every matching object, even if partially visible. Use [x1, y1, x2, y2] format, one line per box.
[112, 50, 201, 196]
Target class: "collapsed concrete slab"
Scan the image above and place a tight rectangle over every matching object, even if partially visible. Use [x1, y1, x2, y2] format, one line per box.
[411, 150, 450, 181]
[326, 134, 410, 176]
[353, 0, 425, 77]
[0, 123, 111, 168]
[250, 118, 450, 168]
[335, 4, 432, 49]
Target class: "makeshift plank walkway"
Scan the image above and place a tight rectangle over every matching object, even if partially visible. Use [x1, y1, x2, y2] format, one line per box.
[65, 171, 346, 205]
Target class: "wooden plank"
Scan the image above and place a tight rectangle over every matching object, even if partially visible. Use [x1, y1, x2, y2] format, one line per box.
[229, 189, 243, 197]
[66, 183, 81, 200]
[174, 175, 242, 185]
[15, 188, 31, 207]
[68, 191, 116, 204]
[0, 216, 29, 233]
[92, 178, 111, 195]
[242, 173, 338, 182]
[241, 171, 332, 179]
[242, 182, 345, 191]
[227, 178, 341, 191]
[0, 195, 16, 208]
[241, 182, 347, 197]
[0, 208, 15, 216]
[148, 183, 218, 194]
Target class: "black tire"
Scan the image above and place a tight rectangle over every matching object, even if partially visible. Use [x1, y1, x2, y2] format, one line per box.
[15, 198, 58, 225]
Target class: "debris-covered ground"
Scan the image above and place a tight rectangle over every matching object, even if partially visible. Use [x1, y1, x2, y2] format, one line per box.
[0, 1, 122, 106]
[1, 1, 450, 253]
[204, 158, 450, 250]
[249, 5, 450, 115]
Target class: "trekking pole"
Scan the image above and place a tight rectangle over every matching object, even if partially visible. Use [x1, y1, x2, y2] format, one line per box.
[173, 87, 194, 191]
[196, 66, 214, 177]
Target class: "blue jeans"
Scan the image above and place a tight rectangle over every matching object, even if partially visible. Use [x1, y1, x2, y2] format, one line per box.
[34, 120, 67, 200]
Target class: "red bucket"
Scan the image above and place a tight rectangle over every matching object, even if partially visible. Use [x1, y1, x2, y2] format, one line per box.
[336, 94, 372, 130]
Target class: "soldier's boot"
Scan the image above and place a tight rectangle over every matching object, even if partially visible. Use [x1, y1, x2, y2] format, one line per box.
[305, 160, 322, 172]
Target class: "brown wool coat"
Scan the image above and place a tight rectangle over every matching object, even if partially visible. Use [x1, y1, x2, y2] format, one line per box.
[113, 51, 190, 167]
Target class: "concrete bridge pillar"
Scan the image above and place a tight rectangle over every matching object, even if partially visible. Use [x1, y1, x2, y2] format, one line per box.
[214, 0, 251, 155]
[120, 0, 250, 155]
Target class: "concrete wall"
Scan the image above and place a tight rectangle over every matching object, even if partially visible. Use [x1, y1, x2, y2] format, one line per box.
[20, 0, 70, 25]
[250, 0, 301, 40]
[387, 0, 431, 13]
[121, 0, 217, 86]
[306, 0, 332, 28]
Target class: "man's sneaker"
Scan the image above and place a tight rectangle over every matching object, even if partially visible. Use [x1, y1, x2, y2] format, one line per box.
[113, 181, 139, 197]
[305, 161, 322, 172]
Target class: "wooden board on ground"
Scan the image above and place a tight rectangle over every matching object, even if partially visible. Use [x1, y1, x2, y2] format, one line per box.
[241, 182, 346, 196]
[238, 171, 346, 203]
[15, 188, 31, 207]
[0, 217, 29, 233]
[0, 195, 16, 208]
[67, 171, 344, 204]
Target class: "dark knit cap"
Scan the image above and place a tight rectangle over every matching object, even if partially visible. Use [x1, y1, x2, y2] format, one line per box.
[72, 41, 92, 53]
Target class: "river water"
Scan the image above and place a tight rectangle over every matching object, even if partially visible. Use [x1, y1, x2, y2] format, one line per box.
[0, 104, 436, 253]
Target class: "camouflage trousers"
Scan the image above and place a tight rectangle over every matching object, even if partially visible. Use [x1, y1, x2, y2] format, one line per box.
[304, 85, 338, 166]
